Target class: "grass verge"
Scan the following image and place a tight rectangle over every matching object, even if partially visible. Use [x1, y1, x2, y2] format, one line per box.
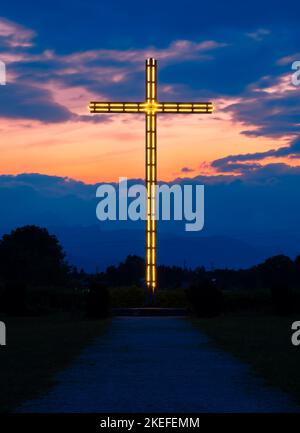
[194, 314, 300, 406]
[0, 314, 109, 412]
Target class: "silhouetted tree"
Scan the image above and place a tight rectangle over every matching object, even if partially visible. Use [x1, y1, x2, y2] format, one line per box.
[0, 225, 70, 287]
[295, 255, 300, 287]
[1, 281, 27, 315]
[258, 255, 295, 314]
[158, 265, 193, 288]
[259, 255, 294, 287]
[105, 255, 144, 286]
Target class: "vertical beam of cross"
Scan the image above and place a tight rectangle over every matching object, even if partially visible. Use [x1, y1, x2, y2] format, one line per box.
[145, 58, 157, 291]
[88, 58, 214, 293]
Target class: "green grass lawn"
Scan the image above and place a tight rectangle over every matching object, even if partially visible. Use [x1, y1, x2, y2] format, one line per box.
[0, 314, 109, 412]
[194, 314, 300, 405]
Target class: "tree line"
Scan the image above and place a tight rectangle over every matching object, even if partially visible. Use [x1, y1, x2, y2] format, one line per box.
[0, 225, 300, 317]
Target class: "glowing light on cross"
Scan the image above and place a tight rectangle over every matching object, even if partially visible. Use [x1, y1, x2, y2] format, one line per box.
[88, 58, 214, 293]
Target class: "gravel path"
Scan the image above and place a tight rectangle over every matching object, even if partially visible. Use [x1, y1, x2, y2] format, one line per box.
[18, 317, 299, 412]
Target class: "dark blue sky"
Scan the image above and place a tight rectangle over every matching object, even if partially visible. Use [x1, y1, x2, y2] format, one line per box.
[2, 1, 299, 50]
[1, 0, 299, 128]
[1, 0, 300, 96]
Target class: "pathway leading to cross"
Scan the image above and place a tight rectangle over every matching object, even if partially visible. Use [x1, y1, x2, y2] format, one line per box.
[18, 318, 298, 412]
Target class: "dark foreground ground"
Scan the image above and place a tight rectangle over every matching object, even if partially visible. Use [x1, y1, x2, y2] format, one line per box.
[0, 315, 108, 412]
[195, 314, 300, 405]
[1, 313, 300, 412]
[16, 317, 298, 412]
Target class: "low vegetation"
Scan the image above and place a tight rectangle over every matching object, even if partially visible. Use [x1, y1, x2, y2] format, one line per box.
[194, 314, 300, 405]
[0, 314, 109, 413]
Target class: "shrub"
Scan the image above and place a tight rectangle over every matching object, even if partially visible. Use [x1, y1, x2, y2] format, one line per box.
[156, 289, 187, 308]
[109, 286, 146, 308]
[186, 278, 224, 317]
[85, 282, 110, 319]
[270, 283, 295, 315]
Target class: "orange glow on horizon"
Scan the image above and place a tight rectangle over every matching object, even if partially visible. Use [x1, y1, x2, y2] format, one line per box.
[0, 114, 292, 184]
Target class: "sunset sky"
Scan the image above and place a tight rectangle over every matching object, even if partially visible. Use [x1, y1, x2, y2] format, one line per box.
[0, 0, 299, 183]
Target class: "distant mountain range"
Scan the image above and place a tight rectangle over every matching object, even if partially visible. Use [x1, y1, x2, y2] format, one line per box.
[47, 226, 298, 272]
[0, 171, 300, 271]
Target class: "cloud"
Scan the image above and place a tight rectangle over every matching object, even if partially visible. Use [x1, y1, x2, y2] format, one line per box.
[245, 28, 270, 41]
[0, 14, 295, 138]
[0, 15, 226, 122]
[181, 167, 194, 173]
[0, 70, 112, 123]
[6, 37, 226, 102]
[0, 17, 35, 48]
[0, 11, 298, 162]
[211, 137, 300, 173]
[4, 36, 226, 87]
[224, 73, 299, 138]
[0, 173, 94, 197]
[58, 39, 226, 67]
[0, 82, 74, 123]
[277, 54, 300, 66]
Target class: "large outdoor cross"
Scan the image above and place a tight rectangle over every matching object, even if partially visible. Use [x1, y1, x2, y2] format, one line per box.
[88, 58, 214, 293]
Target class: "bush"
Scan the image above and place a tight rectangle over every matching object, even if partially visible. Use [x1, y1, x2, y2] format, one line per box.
[109, 286, 146, 308]
[223, 289, 270, 313]
[85, 282, 110, 319]
[186, 278, 224, 317]
[156, 289, 187, 308]
[270, 283, 296, 315]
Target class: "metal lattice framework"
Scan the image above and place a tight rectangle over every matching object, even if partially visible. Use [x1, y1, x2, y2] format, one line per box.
[88, 58, 214, 292]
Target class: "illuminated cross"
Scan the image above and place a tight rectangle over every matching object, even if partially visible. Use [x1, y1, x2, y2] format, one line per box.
[88, 58, 214, 293]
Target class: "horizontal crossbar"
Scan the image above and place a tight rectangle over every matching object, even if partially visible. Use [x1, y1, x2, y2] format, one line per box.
[159, 102, 214, 113]
[88, 102, 214, 114]
[89, 102, 145, 113]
